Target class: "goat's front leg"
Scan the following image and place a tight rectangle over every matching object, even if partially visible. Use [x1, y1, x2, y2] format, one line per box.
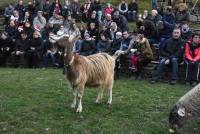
[71, 90, 77, 108]
[76, 90, 84, 113]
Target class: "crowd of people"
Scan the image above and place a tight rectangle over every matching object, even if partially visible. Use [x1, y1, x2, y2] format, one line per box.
[0, 0, 199, 86]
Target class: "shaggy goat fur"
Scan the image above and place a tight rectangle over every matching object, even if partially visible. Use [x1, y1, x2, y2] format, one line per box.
[50, 34, 115, 112]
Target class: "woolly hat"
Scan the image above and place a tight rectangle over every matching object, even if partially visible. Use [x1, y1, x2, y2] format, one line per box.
[116, 32, 122, 36]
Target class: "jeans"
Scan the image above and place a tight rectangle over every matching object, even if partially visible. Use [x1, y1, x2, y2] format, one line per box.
[127, 11, 136, 21]
[43, 52, 56, 67]
[152, 57, 179, 81]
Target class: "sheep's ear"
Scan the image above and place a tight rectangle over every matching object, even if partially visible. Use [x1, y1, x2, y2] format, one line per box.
[178, 107, 186, 117]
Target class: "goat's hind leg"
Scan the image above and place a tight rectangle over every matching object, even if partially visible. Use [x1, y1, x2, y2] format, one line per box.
[107, 82, 113, 105]
[95, 88, 104, 104]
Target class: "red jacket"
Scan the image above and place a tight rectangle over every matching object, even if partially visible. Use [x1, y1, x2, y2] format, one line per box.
[185, 39, 200, 62]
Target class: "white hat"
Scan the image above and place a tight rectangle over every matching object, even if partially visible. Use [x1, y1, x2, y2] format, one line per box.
[116, 32, 122, 36]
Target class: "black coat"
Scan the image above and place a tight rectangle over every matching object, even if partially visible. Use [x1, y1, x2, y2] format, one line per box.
[110, 38, 122, 54]
[161, 37, 184, 58]
[15, 38, 30, 52]
[113, 15, 128, 32]
[0, 37, 14, 53]
[27, 37, 43, 54]
[79, 39, 96, 56]
[128, 2, 138, 12]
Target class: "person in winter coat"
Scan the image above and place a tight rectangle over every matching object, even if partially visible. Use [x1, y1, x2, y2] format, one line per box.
[26, 0, 35, 17]
[130, 34, 153, 79]
[157, 20, 175, 49]
[184, 32, 200, 86]
[71, 0, 81, 21]
[15, 0, 25, 21]
[128, 0, 138, 21]
[79, 33, 96, 56]
[81, 0, 93, 23]
[104, 3, 113, 16]
[4, 4, 15, 24]
[91, 0, 102, 23]
[162, 6, 175, 26]
[33, 11, 47, 31]
[118, 0, 128, 17]
[151, 28, 184, 85]
[50, 0, 62, 16]
[5, 20, 18, 42]
[62, 0, 71, 18]
[13, 31, 30, 67]
[42, 0, 51, 20]
[0, 32, 15, 66]
[110, 31, 122, 55]
[149, 9, 162, 26]
[112, 10, 128, 32]
[26, 31, 43, 68]
[181, 23, 192, 42]
[97, 33, 111, 53]
[175, 3, 190, 25]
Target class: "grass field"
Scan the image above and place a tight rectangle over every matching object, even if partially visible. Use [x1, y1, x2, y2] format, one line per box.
[0, 68, 200, 134]
[0, 0, 200, 133]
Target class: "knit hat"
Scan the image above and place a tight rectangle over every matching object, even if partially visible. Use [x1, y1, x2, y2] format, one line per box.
[116, 32, 122, 36]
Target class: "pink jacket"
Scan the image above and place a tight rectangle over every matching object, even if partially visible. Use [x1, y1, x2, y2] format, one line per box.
[104, 7, 113, 16]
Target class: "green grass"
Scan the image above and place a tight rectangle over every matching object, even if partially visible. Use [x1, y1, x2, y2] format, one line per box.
[0, 68, 200, 134]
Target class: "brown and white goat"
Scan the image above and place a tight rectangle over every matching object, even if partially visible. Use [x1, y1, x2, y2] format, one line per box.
[49, 34, 115, 112]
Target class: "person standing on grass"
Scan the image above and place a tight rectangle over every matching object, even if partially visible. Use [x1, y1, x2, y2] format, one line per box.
[150, 28, 184, 85]
[184, 32, 200, 86]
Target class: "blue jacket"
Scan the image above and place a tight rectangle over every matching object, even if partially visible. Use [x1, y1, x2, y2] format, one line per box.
[162, 13, 175, 25]
[159, 21, 175, 39]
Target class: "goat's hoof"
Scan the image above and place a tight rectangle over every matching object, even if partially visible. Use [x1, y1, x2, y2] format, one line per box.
[76, 108, 82, 113]
[95, 99, 100, 104]
[107, 102, 112, 106]
[71, 104, 76, 108]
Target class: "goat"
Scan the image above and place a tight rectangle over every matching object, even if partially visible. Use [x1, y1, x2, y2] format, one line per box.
[49, 34, 115, 112]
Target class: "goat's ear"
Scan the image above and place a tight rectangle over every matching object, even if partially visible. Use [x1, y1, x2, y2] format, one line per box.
[178, 107, 186, 117]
